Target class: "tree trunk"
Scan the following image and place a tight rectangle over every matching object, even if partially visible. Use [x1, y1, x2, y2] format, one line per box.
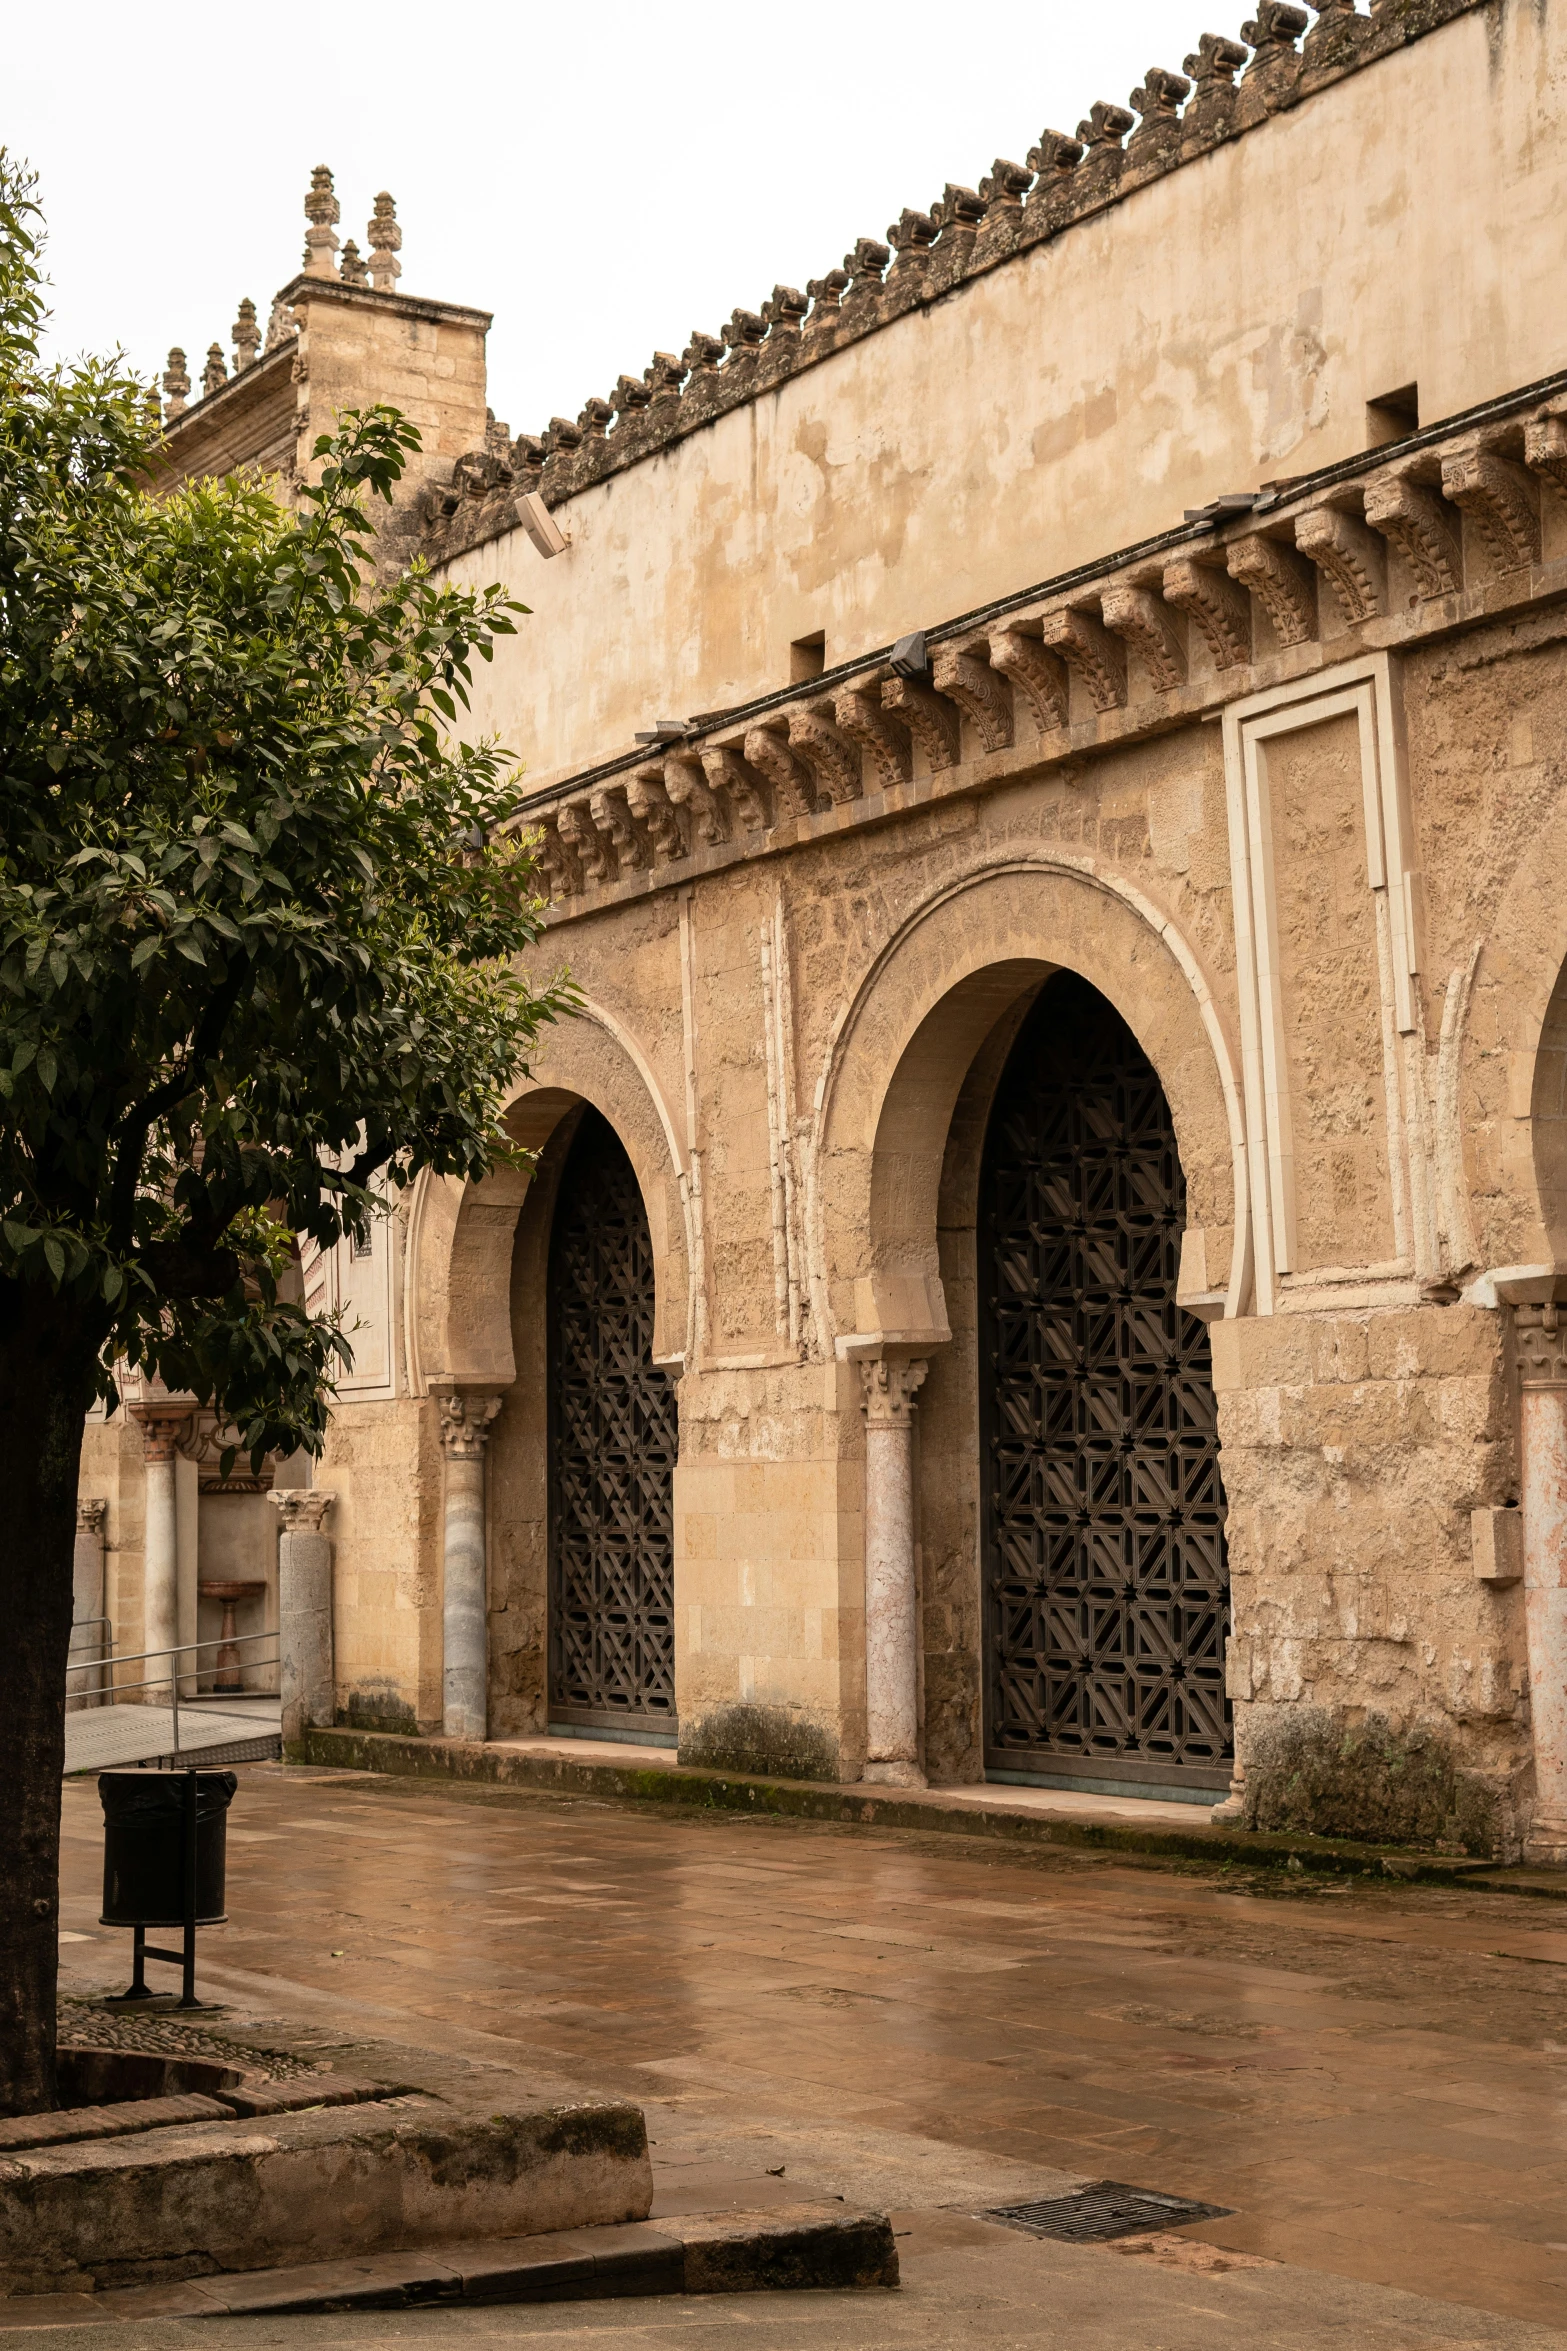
[0, 1279, 98, 2116]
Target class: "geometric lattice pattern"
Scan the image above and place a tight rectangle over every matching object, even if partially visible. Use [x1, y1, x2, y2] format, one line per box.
[979, 975, 1231, 1786]
[548, 1109, 678, 1729]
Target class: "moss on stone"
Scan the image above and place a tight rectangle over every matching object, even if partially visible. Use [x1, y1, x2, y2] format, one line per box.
[678, 1705, 838, 1785]
[1243, 1708, 1502, 1855]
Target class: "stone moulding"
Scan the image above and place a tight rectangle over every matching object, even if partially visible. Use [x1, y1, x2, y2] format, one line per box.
[416, 0, 1488, 572]
[515, 366, 1567, 915]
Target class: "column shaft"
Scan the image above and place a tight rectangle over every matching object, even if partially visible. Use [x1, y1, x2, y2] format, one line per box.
[438, 1391, 502, 1743]
[271, 1491, 336, 1751]
[140, 1426, 182, 1703]
[860, 1356, 927, 1788]
[1520, 1378, 1567, 1864]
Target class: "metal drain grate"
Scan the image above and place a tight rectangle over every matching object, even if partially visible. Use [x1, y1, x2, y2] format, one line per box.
[985, 2182, 1234, 2244]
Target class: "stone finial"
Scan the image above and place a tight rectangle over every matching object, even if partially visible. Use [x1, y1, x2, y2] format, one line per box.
[762, 285, 809, 337]
[264, 295, 296, 352]
[842, 238, 890, 297]
[201, 342, 227, 398]
[1076, 101, 1137, 150]
[267, 1488, 336, 1534]
[142, 383, 163, 436]
[682, 329, 726, 377]
[302, 165, 341, 278]
[887, 211, 938, 273]
[644, 351, 687, 403]
[1240, 2, 1308, 57]
[231, 297, 261, 372]
[804, 268, 850, 326]
[162, 347, 190, 422]
[366, 191, 402, 291]
[339, 238, 369, 287]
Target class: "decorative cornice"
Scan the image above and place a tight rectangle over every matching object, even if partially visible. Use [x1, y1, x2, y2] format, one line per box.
[859, 1356, 929, 1427]
[416, 0, 1486, 572]
[1512, 1304, 1567, 1390]
[267, 1489, 336, 1534]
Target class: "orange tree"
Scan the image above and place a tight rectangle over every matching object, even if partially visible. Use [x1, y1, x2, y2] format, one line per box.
[0, 160, 570, 2112]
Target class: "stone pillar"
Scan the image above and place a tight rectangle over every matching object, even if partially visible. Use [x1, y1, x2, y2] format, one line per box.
[1513, 1303, 1567, 1866]
[437, 1389, 503, 1743]
[133, 1409, 189, 1702]
[269, 1489, 336, 1752]
[859, 1355, 928, 1788]
[70, 1500, 108, 1705]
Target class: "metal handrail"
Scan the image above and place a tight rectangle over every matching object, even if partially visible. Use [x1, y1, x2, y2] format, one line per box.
[69, 1629, 280, 1755]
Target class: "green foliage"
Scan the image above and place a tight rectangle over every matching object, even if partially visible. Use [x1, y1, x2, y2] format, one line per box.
[0, 153, 573, 1466]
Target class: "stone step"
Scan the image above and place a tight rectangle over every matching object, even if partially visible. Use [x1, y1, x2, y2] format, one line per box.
[0, 2204, 898, 2325]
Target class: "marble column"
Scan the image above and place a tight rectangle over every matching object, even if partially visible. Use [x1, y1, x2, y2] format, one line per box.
[135, 1409, 188, 1702]
[859, 1354, 928, 1787]
[438, 1389, 503, 1743]
[70, 1499, 108, 1704]
[269, 1489, 336, 1752]
[1513, 1303, 1567, 1866]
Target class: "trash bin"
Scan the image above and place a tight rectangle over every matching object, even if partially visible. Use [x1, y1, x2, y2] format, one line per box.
[98, 1770, 237, 1927]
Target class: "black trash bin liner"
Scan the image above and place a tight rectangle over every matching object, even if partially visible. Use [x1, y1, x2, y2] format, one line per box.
[98, 1771, 237, 1927]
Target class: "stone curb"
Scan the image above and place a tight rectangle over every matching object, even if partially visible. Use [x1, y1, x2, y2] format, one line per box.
[300, 1728, 1509, 1885]
[0, 2205, 898, 2324]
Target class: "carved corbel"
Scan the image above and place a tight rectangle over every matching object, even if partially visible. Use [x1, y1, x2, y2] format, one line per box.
[532, 809, 583, 899]
[786, 704, 862, 805]
[1100, 582, 1187, 693]
[931, 642, 1013, 751]
[743, 724, 817, 819]
[1441, 444, 1540, 571]
[701, 745, 771, 832]
[625, 765, 685, 864]
[662, 751, 729, 847]
[1362, 470, 1463, 601]
[1293, 505, 1385, 624]
[881, 674, 961, 772]
[1225, 533, 1317, 647]
[987, 628, 1069, 733]
[1161, 557, 1252, 671]
[1038, 604, 1126, 712]
[588, 783, 647, 875]
[555, 799, 611, 887]
[832, 685, 912, 791]
[1524, 407, 1567, 497]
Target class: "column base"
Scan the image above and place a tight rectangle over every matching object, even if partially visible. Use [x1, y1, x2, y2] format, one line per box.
[863, 1759, 926, 1790]
[1523, 1819, 1567, 1869]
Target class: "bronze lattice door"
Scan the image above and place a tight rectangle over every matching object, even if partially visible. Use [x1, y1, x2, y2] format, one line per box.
[979, 974, 1231, 1792]
[548, 1109, 678, 1733]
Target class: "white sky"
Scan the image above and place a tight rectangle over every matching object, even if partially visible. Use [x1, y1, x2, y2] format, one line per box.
[13, 0, 1206, 436]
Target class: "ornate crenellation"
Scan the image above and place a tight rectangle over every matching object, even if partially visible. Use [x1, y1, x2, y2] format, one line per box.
[525, 378, 1567, 905]
[268, 1489, 336, 1535]
[414, 1, 1487, 574]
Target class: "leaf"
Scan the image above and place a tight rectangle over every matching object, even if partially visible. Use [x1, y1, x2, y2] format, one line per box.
[36, 1046, 56, 1092]
[42, 1236, 64, 1283]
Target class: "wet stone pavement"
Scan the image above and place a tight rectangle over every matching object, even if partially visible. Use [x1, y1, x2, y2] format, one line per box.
[44, 1763, 1567, 2348]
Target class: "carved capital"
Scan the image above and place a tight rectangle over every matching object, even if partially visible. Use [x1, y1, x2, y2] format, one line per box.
[858, 1355, 929, 1427]
[881, 675, 961, 772]
[132, 1404, 194, 1465]
[76, 1497, 108, 1538]
[1100, 583, 1186, 693]
[931, 643, 1014, 752]
[437, 1390, 504, 1458]
[1513, 1303, 1567, 1390]
[1294, 505, 1385, 625]
[268, 1488, 336, 1534]
[786, 706, 863, 805]
[1362, 471, 1463, 601]
[1161, 557, 1252, 671]
[1038, 604, 1126, 712]
[1225, 533, 1317, 647]
[832, 686, 912, 791]
[1441, 444, 1539, 571]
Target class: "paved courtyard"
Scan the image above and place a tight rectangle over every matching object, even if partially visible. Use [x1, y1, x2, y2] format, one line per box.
[41, 1764, 1567, 2347]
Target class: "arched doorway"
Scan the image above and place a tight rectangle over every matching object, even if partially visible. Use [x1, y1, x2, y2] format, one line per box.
[547, 1108, 679, 1735]
[979, 972, 1231, 1793]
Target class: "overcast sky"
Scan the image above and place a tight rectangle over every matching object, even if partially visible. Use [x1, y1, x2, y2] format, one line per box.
[13, 1, 1213, 435]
